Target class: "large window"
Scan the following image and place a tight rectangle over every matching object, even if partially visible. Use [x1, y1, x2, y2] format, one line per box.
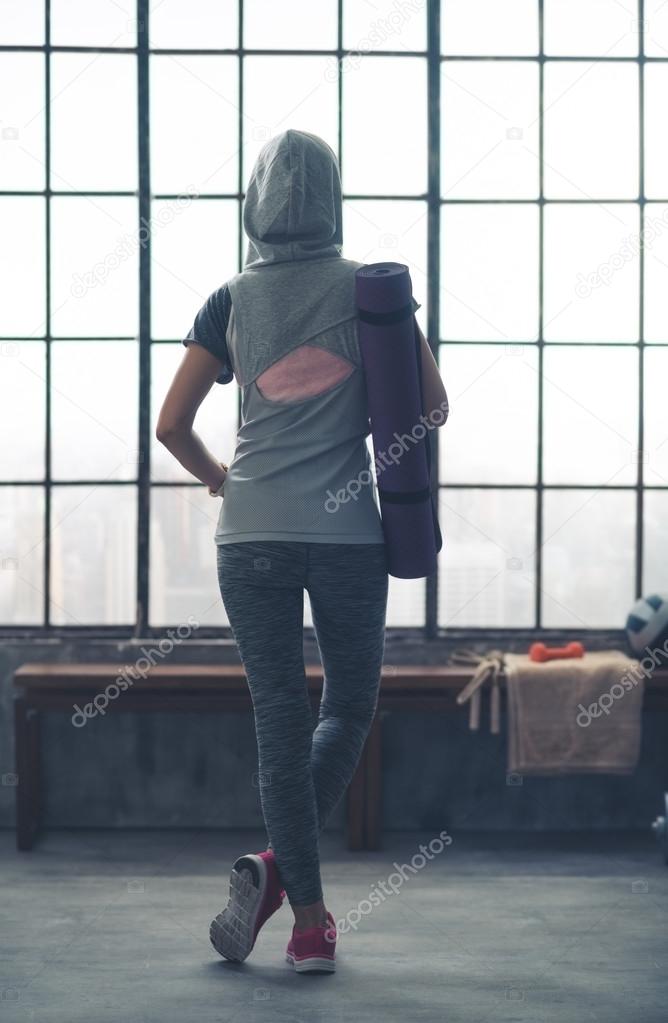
[1, 0, 666, 635]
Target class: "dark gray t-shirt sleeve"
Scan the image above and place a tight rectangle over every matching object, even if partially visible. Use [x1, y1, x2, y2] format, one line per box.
[182, 283, 235, 384]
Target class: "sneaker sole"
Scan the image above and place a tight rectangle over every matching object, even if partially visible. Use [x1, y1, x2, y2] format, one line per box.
[285, 951, 336, 974]
[210, 854, 268, 962]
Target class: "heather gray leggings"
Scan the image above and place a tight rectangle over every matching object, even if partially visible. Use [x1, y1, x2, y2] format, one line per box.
[216, 540, 388, 906]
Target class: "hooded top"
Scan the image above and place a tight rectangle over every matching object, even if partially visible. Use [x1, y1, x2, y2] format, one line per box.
[226, 129, 373, 390]
[184, 129, 418, 546]
[242, 129, 343, 269]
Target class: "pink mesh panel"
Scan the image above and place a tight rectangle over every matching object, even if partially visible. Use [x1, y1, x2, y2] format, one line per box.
[255, 344, 355, 402]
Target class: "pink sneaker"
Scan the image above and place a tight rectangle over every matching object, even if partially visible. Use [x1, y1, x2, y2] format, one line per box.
[210, 850, 286, 962]
[285, 910, 337, 973]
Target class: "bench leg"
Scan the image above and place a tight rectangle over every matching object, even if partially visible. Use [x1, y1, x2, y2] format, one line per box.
[14, 698, 41, 851]
[364, 712, 382, 851]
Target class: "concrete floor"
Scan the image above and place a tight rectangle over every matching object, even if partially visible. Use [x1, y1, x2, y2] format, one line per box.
[1, 829, 667, 1023]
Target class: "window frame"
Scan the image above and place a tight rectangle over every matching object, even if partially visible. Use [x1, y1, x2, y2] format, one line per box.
[0, 0, 661, 641]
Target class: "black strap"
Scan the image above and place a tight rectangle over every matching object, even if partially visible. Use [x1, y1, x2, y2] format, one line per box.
[377, 485, 432, 504]
[358, 300, 414, 327]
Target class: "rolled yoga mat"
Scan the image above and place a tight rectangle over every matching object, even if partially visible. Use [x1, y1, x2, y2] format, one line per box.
[355, 261, 443, 579]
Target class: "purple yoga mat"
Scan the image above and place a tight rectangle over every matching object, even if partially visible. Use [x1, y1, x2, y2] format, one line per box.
[355, 261, 443, 579]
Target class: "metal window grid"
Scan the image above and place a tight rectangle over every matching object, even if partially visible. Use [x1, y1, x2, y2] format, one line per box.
[0, 0, 665, 639]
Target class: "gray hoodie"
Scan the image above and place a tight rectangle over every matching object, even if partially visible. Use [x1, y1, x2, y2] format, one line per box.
[215, 129, 415, 545]
[242, 128, 343, 269]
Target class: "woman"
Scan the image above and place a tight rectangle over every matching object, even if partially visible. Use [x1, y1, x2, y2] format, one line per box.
[156, 129, 448, 973]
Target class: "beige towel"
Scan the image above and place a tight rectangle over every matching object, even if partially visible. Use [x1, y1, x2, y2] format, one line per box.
[504, 650, 644, 776]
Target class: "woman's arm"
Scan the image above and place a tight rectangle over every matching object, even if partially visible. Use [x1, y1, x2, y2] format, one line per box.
[155, 343, 229, 493]
[416, 320, 449, 424]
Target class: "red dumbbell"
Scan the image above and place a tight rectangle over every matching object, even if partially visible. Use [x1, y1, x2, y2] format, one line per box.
[529, 641, 585, 663]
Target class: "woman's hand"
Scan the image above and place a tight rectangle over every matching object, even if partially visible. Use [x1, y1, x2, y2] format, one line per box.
[208, 462, 229, 497]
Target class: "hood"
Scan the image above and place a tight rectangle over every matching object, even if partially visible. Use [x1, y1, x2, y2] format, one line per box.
[242, 129, 343, 269]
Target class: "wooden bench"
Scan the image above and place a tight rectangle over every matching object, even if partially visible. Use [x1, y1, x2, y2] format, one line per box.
[13, 663, 368, 853]
[13, 662, 668, 853]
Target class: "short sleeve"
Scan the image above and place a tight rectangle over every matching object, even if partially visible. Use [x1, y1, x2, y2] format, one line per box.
[411, 296, 421, 313]
[182, 283, 235, 384]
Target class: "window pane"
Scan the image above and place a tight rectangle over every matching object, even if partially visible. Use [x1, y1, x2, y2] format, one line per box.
[150, 487, 225, 627]
[543, 346, 638, 485]
[344, 0, 426, 52]
[150, 56, 239, 195]
[245, 0, 337, 49]
[440, 204, 538, 341]
[0, 196, 45, 336]
[543, 203, 639, 342]
[242, 57, 338, 185]
[151, 198, 238, 340]
[643, 491, 668, 594]
[442, 0, 538, 55]
[645, 0, 668, 57]
[51, 341, 139, 481]
[644, 66, 668, 200]
[50, 197, 139, 337]
[440, 343, 538, 484]
[441, 61, 538, 199]
[150, 0, 237, 49]
[643, 204, 668, 342]
[0, 341, 45, 480]
[544, 62, 638, 199]
[542, 489, 635, 627]
[0, 0, 44, 44]
[438, 488, 536, 627]
[544, 0, 638, 56]
[50, 0, 136, 47]
[387, 576, 426, 627]
[343, 57, 427, 195]
[342, 199, 428, 328]
[643, 348, 668, 486]
[0, 486, 44, 625]
[0, 54, 44, 190]
[151, 344, 238, 482]
[51, 485, 137, 625]
[50, 54, 137, 192]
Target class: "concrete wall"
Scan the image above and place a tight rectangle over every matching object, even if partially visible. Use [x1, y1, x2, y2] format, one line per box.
[2, 631, 666, 834]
